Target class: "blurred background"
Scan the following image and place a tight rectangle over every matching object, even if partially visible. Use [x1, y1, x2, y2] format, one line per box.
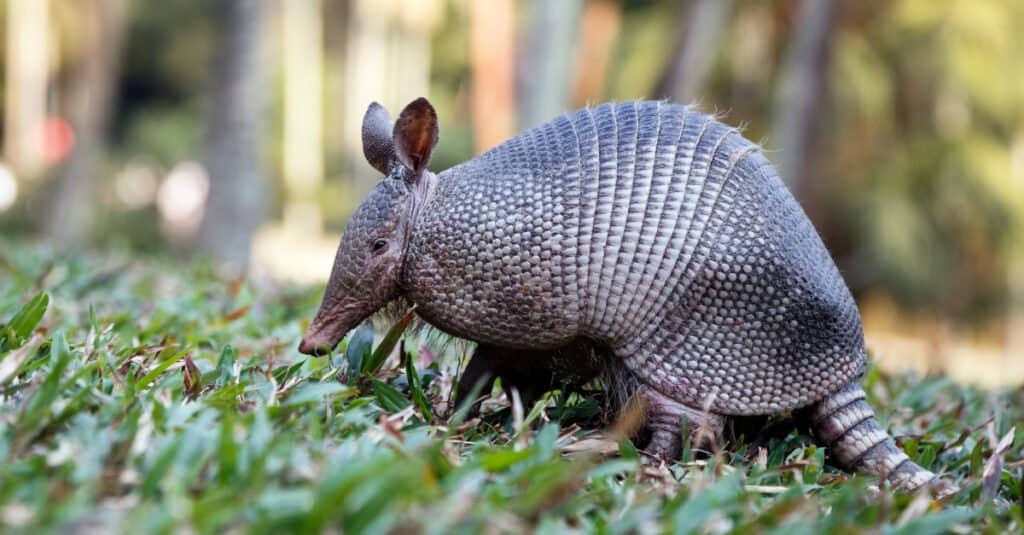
[0, 0, 1021, 385]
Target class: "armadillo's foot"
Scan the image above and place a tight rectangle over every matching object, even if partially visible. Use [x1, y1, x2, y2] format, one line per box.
[924, 478, 960, 501]
[813, 381, 954, 497]
[639, 385, 724, 462]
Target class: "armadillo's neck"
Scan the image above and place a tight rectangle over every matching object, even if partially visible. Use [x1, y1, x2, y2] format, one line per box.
[399, 170, 439, 289]
[408, 170, 439, 228]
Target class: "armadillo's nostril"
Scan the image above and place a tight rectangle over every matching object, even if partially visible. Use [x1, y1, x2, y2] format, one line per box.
[298, 338, 324, 356]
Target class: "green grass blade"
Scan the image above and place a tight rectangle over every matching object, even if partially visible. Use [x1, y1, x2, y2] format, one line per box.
[362, 308, 415, 375]
[404, 346, 433, 423]
[344, 324, 374, 380]
[0, 291, 48, 351]
[136, 348, 188, 390]
[371, 379, 410, 413]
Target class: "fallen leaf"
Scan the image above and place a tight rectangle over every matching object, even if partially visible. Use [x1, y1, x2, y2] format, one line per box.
[182, 355, 201, 400]
[982, 426, 1015, 501]
[222, 305, 251, 322]
[0, 335, 42, 385]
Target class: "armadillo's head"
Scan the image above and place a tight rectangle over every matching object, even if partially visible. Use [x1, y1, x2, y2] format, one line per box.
[299, 97, 439, 356]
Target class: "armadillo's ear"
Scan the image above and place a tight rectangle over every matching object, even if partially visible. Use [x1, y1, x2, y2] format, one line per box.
[393, 97, 439, 177]
[362, 102, 394, 175]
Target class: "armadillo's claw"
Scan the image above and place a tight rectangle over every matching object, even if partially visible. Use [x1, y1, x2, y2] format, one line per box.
[886, 456, 939, 492]
[921, 477, 960, 501]
[873, 474, 959, 500]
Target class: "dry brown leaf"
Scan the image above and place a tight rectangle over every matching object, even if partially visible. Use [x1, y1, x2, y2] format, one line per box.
[982, 425, 1015, 501]
[0, 335, 42, 385]
[221, 305, 251, 322]
[560, 434, 620, 460]
[182, 354, 201, 400]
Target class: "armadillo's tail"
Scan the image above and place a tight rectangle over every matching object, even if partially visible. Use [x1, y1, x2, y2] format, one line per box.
[811, 381, 956, 497]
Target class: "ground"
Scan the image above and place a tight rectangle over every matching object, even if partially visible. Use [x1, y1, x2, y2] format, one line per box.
[0, 240, 1021, 534]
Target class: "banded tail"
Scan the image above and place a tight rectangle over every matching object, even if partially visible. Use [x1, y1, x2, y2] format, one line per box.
[812, 381, 954, 496]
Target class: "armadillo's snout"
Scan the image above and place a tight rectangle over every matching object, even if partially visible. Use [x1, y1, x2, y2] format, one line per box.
[298, 321, 341, 356]
[299, 307, 356, 356]
[297, 336, 330, 356]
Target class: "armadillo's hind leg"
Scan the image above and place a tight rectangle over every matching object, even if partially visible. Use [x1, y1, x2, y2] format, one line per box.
[812, 381, 955, 497]
[640, 385, 725, 461]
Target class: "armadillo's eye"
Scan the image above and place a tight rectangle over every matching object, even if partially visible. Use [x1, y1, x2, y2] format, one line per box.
[370, 239, 389, 254]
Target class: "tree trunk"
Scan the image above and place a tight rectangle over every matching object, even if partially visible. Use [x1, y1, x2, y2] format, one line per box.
[44, 0, 126, 248]
[342, 0, 438, 192]
[469, 0, 516, 154]
[654, 0, 733, 103]
[516, 0, 582, 131]
[770, 0, 838, 194]
[282, 0, 324, 235]
[3, 0, 50, 178]
[570, 0, 622, 107]
[197, 0, 269, 270]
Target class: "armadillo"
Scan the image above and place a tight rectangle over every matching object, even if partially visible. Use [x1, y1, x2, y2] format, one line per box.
[299, 97, 949, 494]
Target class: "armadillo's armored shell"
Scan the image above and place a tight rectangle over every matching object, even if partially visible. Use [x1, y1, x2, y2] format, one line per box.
[404, 101, 866, 416]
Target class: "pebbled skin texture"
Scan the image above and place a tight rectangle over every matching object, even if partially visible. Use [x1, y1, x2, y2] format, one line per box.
[405, 102, 865, 416]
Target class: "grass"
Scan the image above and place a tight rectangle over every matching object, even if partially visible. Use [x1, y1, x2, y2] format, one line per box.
[0, 240, 1021, 534]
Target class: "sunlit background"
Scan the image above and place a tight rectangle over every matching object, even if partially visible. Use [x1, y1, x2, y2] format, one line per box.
[0, 0, 1021, 386]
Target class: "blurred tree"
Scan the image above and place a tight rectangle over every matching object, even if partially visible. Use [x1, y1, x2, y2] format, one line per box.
[197, 0, 269, 270]
[3, 0, 49, 177]
[571, 0, 622, 107]
[829, 0, 1024, 322]
[45, 0, 127, 247]
[341, 0, 439, 193]
[469, 0, 516, 153]
[654, 0, 733, 104]
[341, 0, 389, 193]
[281, 0, 324, 235]
[771, 0, 838, 198]
[725, 3, 774, 134]
[113, 2, 214, 165]
[517, 0, 582, 131]
[250, 0, 338, 284]
[604, 1, 675, 102]
[322, 0, 350, 183]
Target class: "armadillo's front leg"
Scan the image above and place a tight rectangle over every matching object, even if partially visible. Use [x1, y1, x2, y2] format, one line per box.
[454, 344, 559, 417]
[640, 385, 725, 461]
[454, 345, 501, 417]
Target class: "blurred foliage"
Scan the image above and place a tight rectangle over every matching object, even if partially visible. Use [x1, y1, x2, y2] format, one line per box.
[827, 0, 1024, 319]
[112, 1, 213, 164]
[1, 242, 1022, 532]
